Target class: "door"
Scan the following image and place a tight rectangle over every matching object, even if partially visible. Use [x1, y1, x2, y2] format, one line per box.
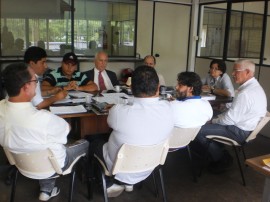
[153, 2, 191, 86]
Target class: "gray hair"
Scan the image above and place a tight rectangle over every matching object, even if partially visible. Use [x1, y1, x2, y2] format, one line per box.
[235, 59, 255, 73]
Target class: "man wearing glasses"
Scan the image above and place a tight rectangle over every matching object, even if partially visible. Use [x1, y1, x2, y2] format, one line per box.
[195, 59, 267, 173]
[0, 63, 89, 201]
[24, 46, 67, 109]
[42, 52, 97, 92]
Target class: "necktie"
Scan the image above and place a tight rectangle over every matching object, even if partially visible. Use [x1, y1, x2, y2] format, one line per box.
[98, 71, 106, 91]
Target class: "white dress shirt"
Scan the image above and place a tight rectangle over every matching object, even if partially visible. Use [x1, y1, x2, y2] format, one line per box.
[158, 74, 166, 86]
[103, 97, 174, 184]
[212, 77, 267, 131]
[94, 68, 114, 90]
[31, 74, 43, 106]
[0, 100, 70, 178]
[170, 98, 213, 128]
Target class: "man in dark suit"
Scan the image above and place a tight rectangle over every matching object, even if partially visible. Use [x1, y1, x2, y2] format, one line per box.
[84, 51, 119, 91]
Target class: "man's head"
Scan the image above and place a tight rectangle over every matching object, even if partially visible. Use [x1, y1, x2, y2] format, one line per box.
[94, 51, 108, 72]
[143, 55, 156, 68]
[209, 59, 226, 78]
[3, 63, 37, 99]
[131, 65, 159, 97]
[175, 71, 202, 100]
[24, 46, 48, 76]
[61, 52, 78, 77]
[232, 59, 255, 85]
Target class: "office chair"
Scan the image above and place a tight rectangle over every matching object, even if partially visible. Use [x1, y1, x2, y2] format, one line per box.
[94, 141, 170, 202]
[204, 111, 270, 186]
[3, 147, 90, 202]
[168, 127, 201, 182]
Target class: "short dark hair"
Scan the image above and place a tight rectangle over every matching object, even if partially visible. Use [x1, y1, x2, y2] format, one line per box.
[210, 59, 226, 76]
[132, 65, 159, 97]
[2, 63, 31, 97]
[24, 46, 47, 64]
[177, 71, 202, 96]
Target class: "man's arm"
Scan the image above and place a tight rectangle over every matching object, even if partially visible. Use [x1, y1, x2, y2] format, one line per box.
[77, 80, 98, 92]
[36, 90, 68, 110]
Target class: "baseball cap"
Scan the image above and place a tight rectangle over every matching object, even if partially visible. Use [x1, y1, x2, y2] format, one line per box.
[62, 52, 78, 65]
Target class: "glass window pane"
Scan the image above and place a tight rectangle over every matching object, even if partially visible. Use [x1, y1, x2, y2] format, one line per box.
[74, 0, 136, 57]
[263, 3, 270, 65]
[228, 1, 264, 62]
[198, 6, 226, 57]
[1, 0, 136, 57]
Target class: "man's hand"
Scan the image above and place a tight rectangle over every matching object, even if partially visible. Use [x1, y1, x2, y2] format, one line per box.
[54, 90, 68, 100]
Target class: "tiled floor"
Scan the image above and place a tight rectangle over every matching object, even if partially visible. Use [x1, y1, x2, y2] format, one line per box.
[1, 134, 270, 202]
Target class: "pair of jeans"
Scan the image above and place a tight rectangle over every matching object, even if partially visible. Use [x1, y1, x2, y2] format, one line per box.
[195, 123, 251, 161]
[39, 139, 89, 193]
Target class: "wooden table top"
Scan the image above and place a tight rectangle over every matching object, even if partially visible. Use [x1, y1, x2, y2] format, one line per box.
[246, 154, 270, 177]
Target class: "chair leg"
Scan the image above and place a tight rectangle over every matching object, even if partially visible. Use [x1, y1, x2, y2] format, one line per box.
[241, 146, 247, 161]
[158, 167, 167, 202]
[10, 168, 18, 202]
[69, 170, 76, 202]
[187, 146, 197, 182]
[101, 172, 108, 202]
[232, 146, 246, 186]
[152, 171, 159, 198]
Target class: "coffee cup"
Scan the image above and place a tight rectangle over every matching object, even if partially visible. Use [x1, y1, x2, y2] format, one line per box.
[115, 85, 121, 92]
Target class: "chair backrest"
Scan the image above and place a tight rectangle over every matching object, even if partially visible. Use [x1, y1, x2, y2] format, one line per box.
[169, 127, 201, 149]
[3, 148, 63, 179]
[246, 111, 270, 142]
[112, 140, 169, 175]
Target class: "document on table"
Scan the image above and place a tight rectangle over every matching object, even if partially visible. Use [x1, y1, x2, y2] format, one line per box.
[92, 93, 130, 104]
[68, 90, 93, 98]
[50, 105, 87, 114]
[201, 94, 216, 101]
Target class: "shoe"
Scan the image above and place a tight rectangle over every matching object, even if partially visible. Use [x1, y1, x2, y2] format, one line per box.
[124, 185, 133, 192]
[107, 183, 124, 197]
[39, 187, 60, 201]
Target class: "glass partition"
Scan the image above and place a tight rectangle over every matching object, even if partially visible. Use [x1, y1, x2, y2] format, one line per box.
[197, 3, 227, 58]
[197, 1, 265, 64]
[263, 2, 270, 65]
[0, 0, 136, 57]
[228, 1, 264, 62]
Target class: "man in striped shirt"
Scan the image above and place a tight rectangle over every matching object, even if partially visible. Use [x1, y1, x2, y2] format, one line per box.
[42, 52, 97, 92]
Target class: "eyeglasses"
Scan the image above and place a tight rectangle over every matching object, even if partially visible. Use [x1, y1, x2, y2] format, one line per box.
[26, 79, 38, 84]
[233, 69, 246, 72]
[210, 67, 219, 71]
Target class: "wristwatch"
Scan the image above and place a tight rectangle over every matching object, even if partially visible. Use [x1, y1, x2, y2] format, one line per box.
[210, 86, 215, 94]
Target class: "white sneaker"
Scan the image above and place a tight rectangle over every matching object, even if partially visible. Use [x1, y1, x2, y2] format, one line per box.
[39, 187, 60, 201]
[124, 185, 134, 192]
[107, 183, 124, 197]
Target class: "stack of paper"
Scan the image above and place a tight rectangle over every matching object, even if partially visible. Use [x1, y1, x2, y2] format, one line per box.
[50, 105, 87, 115]
[201, 94, 216, 101]
[68, 91, 93, 98]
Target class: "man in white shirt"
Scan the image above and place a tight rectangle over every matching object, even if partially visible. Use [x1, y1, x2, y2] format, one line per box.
[170, 71, 213, 129]
[24, 46, 67, 109]
[144, 55, 166, 86]
[196, 59, 267, 173]
[84, 51, 119, 91]
[89, 65, 174, 197]
[0, 63, 89, 201]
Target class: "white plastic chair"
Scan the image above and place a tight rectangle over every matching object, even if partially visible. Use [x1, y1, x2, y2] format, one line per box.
[205, 111, 270, 186]
[94, 140, 170, 202]
[3, 148, 88, 202]
[168, 127, 201, 182]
